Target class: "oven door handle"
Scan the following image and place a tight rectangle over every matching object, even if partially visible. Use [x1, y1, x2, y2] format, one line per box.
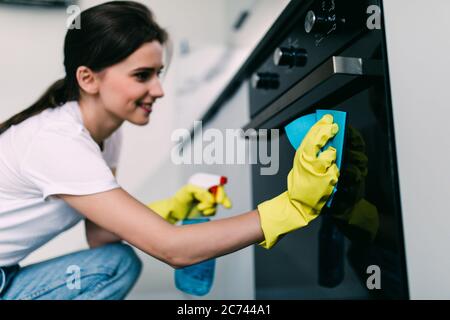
[243, 56, 382, 131]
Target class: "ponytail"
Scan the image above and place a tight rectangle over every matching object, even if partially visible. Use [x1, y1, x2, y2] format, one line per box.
[0, 77, 72, 135]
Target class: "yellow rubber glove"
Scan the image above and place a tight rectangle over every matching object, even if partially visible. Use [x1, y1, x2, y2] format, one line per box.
[213, 185, 232, 210]
[147, 184, 232, 224]
[257, 114, 340, 249]
[188, 185, 233, 218]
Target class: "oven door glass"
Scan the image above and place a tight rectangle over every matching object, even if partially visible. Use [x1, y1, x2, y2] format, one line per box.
[252, 36, 408, 300]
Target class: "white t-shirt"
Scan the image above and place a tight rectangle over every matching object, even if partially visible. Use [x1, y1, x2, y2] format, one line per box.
[0, 100, 122, 266]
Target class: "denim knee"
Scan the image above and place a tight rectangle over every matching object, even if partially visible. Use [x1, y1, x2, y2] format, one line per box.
[103, 243, 142, 278]
[70, 243, 143, 300]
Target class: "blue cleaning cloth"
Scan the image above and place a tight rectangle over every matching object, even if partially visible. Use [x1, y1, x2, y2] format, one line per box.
[284, 113, 317, 150]
[284, 110, 347, 207]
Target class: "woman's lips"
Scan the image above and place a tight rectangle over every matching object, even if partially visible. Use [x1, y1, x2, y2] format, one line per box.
[140, 105, 152, 112]
[137, 102, 152, 113]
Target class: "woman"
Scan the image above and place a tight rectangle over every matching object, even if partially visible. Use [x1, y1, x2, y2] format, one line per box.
[0, 1, 339, 300]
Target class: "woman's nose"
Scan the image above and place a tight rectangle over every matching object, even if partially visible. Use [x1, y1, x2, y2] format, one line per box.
[149, 78, 164, 99]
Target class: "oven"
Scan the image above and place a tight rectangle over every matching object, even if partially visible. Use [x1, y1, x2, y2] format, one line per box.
[244, 0, 408, 299]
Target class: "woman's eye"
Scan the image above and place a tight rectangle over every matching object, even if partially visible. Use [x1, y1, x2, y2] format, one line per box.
[135, 72, 150, 82]
[135, 69, 164, 82]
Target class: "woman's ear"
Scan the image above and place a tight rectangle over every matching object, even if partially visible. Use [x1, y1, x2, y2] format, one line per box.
[76, 66, 100, 94]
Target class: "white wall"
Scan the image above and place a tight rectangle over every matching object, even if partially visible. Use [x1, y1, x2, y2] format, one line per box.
[383, 0, 450, 299]
[0, 5, 67, 120]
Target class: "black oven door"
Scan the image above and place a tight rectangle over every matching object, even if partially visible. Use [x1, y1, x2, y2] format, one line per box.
[249, 29, 408, 299]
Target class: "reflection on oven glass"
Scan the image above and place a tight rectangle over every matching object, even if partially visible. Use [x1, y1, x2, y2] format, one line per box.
[319, 125, 378, 289]
[326, 125, 377, 244]
[319, 80, 406, 299]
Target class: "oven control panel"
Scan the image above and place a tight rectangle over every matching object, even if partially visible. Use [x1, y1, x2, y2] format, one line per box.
[249, 0, 374, 119]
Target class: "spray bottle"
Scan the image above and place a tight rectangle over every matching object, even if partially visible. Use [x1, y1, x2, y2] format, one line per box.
[174, 173, 228, 296]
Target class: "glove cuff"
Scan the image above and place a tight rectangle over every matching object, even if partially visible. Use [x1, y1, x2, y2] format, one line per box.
[257, 192, 311, 249]
[147, 200, 178, 224]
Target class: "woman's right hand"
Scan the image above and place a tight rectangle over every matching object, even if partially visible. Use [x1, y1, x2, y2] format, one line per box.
[257, 114, 340, 249]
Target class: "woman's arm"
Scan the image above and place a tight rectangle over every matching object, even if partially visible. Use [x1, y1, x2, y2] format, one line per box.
[84, 166, 123, 248]
[58, 188, 264, 268]
[85, 218, 122, 248]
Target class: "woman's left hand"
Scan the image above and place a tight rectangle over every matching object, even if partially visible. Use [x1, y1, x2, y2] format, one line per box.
[147, 184, 232, 224]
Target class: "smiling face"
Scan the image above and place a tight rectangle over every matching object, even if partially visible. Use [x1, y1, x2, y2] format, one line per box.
[94, 41, 165, 125]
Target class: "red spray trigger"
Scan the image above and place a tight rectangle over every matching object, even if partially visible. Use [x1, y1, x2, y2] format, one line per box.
[209, 186, 218, 195]
[189, 173, 228, 197]
[220, 176, 227, 185]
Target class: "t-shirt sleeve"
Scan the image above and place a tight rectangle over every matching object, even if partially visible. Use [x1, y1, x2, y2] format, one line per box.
[20, 126, 120, 201]
[102, 126, 123, 169]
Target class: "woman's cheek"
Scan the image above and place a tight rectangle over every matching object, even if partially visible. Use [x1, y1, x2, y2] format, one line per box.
[122, 79, 147, 100]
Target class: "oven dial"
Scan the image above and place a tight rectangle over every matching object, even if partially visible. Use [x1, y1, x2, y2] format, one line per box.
[251, 72, 279, 90]
[273, 47, 308, 67]
[304, 10, 336, 34]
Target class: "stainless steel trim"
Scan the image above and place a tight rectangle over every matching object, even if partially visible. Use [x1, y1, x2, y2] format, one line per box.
[251, 73, 261, 89]
[305, 10, 316, 33]
[244, 56, 382, 131]
[273, 47, 283, 66]
[334, 56, 363, 75]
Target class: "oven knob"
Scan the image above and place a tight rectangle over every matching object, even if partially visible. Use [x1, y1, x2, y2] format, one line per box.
[251, 72, 279, 90]
[273, 47, 308, 67]
[304, 10, 336, 34]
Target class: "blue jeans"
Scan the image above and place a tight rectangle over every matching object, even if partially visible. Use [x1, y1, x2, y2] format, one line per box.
[0, 242, 142, 300]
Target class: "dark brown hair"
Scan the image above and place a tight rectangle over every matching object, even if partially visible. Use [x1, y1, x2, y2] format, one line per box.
[0, 1, 168, 135]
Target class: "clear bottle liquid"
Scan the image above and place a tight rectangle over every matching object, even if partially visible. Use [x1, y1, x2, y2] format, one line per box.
[174, 218, 216, 296]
